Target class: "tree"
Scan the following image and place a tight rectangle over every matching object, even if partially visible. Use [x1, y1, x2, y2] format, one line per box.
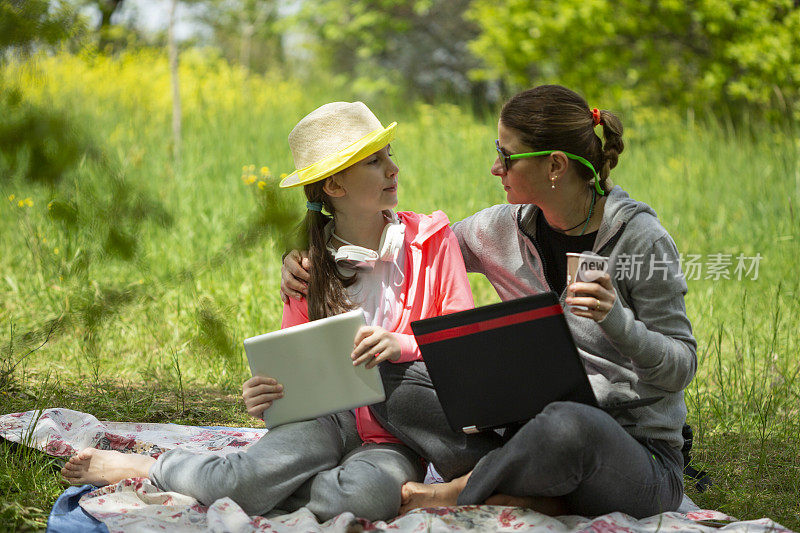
[466, 0, 800, 119]
[297, 0, 489, 104]
[196, 0, 284, 72]
[71, 0, 130, 50]
[168, 0, 182, 170]
[0, 0, 83, 52]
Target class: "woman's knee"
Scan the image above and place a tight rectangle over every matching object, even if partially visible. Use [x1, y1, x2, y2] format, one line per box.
[520, 402, 605, 456]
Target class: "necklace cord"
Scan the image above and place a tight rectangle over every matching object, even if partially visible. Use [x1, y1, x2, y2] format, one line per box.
[579, 188, 597, 236]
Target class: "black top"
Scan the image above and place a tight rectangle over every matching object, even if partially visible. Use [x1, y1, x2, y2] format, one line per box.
[535, 211, 597, 295]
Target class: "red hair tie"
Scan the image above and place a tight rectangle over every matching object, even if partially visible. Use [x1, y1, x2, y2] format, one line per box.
[591, 108, 602, 127]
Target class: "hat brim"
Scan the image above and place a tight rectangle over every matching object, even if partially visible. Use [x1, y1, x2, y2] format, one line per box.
[280, 122, 397, 188]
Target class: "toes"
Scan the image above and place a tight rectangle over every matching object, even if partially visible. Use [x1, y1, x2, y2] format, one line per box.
[76, 448, 95, 460]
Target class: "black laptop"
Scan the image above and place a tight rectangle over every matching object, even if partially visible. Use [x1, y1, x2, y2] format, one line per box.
[410, 292, 661, 434]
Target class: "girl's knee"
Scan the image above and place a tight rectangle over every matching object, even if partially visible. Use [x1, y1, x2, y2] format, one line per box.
[320, 462, 402, 521]
[343, 463, 401, 520]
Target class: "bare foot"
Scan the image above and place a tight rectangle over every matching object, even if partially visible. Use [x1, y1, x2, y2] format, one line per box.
[484, 494, 569, 516]
[399, 474, 470, 514]
[61, 448, 156, 486]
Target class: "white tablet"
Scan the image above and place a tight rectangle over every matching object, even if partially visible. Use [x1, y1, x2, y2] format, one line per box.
[243, 309, 385, 429]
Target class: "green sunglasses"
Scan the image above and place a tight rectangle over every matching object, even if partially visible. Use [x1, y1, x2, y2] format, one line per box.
[495, 139, 605, 196]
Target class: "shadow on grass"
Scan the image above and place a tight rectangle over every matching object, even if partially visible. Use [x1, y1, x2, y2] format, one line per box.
[2, 375, 260, 429]
[685, 431, 800, 531]
[0, 377, 263, 531]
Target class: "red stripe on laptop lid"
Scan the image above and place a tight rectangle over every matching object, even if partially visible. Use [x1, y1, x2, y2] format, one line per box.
[416, 304, 564, 345]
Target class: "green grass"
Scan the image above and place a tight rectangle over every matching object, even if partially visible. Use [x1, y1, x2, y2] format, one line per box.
[1, 50, 800, 531]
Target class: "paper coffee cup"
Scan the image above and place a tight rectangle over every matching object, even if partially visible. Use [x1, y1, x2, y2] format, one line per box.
[566, 252, 609, 298]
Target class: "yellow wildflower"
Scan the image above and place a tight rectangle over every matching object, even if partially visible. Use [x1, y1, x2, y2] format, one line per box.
[18, 200, 24, 207]
[242, 165, 248, 172]
[8, 194, 15, 202]
[257, 180, 266, 190]
[279, 173, 288, 179]
[24, 198, 33, 207]
[243, 174, 256, 185]
[248, 164, 256, 172]
[54, 247, 59, 255]
[260, 166, 270, 176]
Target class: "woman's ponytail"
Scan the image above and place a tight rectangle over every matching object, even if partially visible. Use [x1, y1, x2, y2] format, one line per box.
[597, 110, 624, 191]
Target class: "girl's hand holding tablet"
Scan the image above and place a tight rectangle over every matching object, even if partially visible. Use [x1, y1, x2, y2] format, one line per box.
[242, 375, 284, 419]
[351, 326, 401, 369]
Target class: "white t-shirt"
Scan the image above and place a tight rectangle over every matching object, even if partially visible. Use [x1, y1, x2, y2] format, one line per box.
[344, 247, 406, 329]
[324, 215, 406, 330]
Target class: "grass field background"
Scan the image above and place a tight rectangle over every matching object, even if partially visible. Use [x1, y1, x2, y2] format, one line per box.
[1, 50, 799, 530]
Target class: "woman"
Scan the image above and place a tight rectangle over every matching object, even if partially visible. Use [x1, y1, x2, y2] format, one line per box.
[62, 101, 482, 521]
[281, 85, 697, 518]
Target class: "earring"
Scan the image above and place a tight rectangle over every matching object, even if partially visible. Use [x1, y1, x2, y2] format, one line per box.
[551, 175, 557, 189]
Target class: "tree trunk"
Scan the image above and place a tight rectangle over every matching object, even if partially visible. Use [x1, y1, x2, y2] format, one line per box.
[98, 0, 124, 29]
[168, 0, 181, 172]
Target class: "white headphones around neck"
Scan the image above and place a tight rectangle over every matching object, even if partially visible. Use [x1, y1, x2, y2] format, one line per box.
[329, 217, 405, 271]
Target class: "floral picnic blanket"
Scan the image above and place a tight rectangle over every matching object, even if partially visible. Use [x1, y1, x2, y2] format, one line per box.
[0, 409, 793, 532]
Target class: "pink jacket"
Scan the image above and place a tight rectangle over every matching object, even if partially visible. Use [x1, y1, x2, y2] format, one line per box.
[281, 210, 474, 444]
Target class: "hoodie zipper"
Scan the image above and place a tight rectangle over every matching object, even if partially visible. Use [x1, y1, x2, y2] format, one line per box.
[516, 208, 557, 293]
[516, 207, 628, 294]
[597, 222, 627, 255]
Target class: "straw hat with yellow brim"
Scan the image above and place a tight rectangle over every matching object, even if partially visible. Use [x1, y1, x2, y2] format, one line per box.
[280, 101, 397, 188]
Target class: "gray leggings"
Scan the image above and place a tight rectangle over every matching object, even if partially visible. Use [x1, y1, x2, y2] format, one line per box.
[149, 411, 424, 521]
[371, 362, 684, 518]
[370, 360, 504, 480]
[458, 401, 684, 518]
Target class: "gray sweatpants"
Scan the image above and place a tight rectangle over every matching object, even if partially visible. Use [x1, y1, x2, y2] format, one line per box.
[149, 411, 424, 521]
[371, 362, 684, 518]
[370, 361, 504, 480]
[458, 401, 684, 518]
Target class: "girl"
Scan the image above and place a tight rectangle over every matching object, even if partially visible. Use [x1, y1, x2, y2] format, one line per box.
[62, 101, 475, 521]
[282, 86, 697, 518]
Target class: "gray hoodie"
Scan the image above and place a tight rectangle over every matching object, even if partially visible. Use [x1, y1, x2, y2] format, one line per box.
[451, 186, 697, 448]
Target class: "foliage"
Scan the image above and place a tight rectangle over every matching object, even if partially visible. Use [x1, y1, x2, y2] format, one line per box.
[296, 0, 488, 103]
[0, 84, 91, 187]
[196, 0, 285, 73]
[0, 0, 84, 52]
[466, 0, 800, 119]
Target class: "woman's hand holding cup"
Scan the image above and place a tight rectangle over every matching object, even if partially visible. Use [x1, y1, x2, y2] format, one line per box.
[566, 271, 616, 322]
